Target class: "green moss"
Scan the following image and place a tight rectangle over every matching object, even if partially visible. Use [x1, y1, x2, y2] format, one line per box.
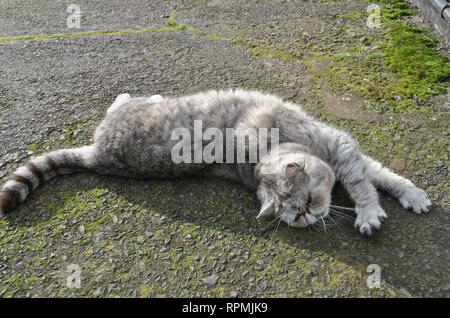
[86, 215, 110, 232]
[0, 27, 181, 42]
[317, 0, 450, 114]
[182, 223, 197, 236]
[27, 143, 37, 151]
[165, 10, 187, 30]
[382, 20, 450, 101]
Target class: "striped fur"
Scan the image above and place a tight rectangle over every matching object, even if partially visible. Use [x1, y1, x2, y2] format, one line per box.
[0, 146, 98, 215]
[0, 90, 431, 236]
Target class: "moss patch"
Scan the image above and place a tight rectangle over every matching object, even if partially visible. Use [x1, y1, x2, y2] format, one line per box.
[318, 0, 450, 114]
[166, 10, 187, 30]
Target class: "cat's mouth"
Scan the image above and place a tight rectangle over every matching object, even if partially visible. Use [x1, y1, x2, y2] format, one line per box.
[310, 209, 328, 219]
[282, 209, 328, 228]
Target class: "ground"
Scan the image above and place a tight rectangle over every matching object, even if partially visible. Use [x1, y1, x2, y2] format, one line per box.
[0, 0, 449, 298]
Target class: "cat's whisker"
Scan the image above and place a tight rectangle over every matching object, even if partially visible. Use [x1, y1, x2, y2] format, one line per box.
[266, 213, 283, 227]
[329, 211, 354, 220]
[329, 205, 356, 212]
[330, 208, 354, 215]
[325, 215, 341, 230]
[272, 216, 283, 237]
[329, 211, 354, 221]
[320, 216, 327, 233]
[329, 209, 355, 221]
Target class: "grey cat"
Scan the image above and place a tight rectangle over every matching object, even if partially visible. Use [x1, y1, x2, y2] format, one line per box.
[0, 89, 431, 235]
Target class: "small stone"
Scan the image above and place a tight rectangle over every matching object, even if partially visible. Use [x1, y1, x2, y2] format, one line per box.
[92, 288, 102, 297]
[230, 291, 238, 297]
[286, 258, 295, 264]
[391, 159, 407, 172]
[203, 274, 219, 286]
[400, 287, 411, 297]
[137, 236, 145, 244]
[256, 260, 264, 266]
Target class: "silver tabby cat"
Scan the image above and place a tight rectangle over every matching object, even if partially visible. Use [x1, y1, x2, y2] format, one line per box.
[0, 89, 431, 235]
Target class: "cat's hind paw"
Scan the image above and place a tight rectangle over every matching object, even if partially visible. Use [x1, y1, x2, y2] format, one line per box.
[107, 93, 131, 114]
[355, 204, 387, 236]
[398, 186, 431, 214]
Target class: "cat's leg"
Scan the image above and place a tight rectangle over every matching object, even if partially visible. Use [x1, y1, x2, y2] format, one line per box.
[331, 138, 387, 235]
[107, 93, 131, 114]
[362, 155, 431, 213]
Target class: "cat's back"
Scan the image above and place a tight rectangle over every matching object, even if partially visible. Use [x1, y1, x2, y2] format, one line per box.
[96, 89, 286, 140]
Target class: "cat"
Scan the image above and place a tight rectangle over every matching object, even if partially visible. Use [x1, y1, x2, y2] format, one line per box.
[0, 89, 431, 235]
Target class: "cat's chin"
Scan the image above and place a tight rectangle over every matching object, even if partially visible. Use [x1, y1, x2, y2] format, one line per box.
[280, 213, 317, 228]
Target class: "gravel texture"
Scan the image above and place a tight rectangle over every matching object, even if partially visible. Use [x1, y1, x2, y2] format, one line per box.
[0, 0, 448, 297]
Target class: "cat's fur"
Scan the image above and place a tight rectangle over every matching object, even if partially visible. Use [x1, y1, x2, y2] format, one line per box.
[0, 89, 431, 235]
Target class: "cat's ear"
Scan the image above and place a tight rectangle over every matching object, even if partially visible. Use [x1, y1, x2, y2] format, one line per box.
[285, 161, 306, 179]
[256, 199, 275, 219]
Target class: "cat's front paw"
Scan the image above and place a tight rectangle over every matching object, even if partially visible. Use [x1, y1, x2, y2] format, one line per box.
[398, 185, 431, 214]
[355, 204, 387, 236]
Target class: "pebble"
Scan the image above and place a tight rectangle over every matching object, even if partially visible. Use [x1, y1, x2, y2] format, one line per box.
[203, 274, 219, 286]
[137, 236, 145, 244]
[286, 258, 295, 264]
[391, 159, 407, 172]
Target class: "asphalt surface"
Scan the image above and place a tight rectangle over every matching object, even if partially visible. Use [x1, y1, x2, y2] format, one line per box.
[0, 0, 448, 297]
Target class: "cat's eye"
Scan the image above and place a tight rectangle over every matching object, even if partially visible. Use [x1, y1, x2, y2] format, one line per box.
[306, 193, 312, 206]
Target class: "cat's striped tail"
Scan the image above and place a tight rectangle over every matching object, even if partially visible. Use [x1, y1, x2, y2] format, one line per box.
[0, 145, 99, 215]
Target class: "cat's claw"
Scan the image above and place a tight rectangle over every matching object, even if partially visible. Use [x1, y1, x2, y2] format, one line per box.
[354, 204, 386, 236]
[398, 186, 431, 214]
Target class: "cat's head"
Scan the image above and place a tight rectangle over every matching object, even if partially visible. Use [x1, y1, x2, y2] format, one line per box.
[255, 143, 335, 228]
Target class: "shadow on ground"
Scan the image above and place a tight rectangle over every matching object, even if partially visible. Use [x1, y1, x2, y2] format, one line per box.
[3, 171, 448, 297]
